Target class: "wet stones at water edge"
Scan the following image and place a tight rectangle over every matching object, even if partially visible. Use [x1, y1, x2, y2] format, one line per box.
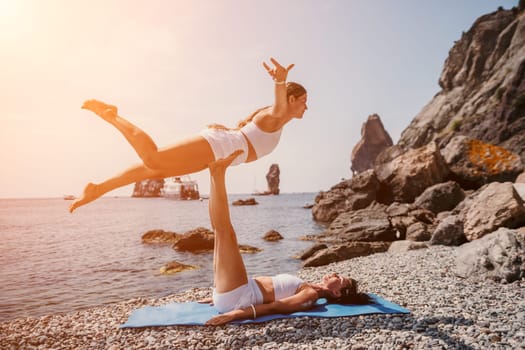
[232, 198, 259, 206]
[141, 227, 262, 254]
[159, 261, 198, 275]
[263, 230, 283, 241]
[141, 229, 181, 244]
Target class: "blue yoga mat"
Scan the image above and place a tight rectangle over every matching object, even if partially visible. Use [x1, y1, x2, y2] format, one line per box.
[120, 294, 409, 328]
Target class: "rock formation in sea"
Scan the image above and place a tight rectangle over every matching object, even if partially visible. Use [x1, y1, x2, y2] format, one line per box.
[263, 229, 284, 241]
[266, 164, 280, 195]
[132, 179, 165, 197]
[351, 114, 393, 174]
[165, 227, 261, 254]
[252, 164, 280, 195]
[305, 5, 525, 282]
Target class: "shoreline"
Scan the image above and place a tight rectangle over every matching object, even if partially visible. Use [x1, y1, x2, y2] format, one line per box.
[1, 246, 523, 349]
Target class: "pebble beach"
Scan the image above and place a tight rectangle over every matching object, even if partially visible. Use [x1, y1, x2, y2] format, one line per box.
[1, 245, 523, 350]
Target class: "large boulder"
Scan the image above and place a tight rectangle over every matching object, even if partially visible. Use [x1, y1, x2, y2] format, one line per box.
[351, 114, 393, 174]
[374, 142, 449, 203]
[454, 228, 525, 283]
[459, 182, 525, 241]
[413, 181, 465, 214]
[430, 215, 467, 246]
[295, 243, 328, 260]
[386, 202, 436, 240]
[405, 222, 431, 242]
[172, 227, 262, 254]
[302, 242, 391, 267]
[441, 136, 523, 189]
[324, 205, 396, 242]
[312, 171, 378, 222]
[173, 227, 215, 252]
[312, 184, 352, 223]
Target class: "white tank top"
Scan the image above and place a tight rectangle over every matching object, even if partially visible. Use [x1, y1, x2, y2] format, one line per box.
[272, 274, 304, 300]
[240, 121, 283, 159]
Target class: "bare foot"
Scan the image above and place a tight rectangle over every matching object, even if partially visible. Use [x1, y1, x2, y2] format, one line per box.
[208, 150, 244, 174]
[82, 99, 118, 121]
[69, 183, 102, 213]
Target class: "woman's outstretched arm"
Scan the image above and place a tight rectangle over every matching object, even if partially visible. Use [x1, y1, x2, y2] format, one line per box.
[262, 57, 294, 115]
[205, 286, 318, 326]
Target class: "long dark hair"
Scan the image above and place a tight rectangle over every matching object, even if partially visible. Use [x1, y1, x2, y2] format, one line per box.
[327, 278, 373, 305]
[236, 82, 307, 129]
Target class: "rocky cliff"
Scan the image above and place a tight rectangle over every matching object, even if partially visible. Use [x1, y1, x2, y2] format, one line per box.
[398, 6, 525, 161]
[306, 6, 525, 281]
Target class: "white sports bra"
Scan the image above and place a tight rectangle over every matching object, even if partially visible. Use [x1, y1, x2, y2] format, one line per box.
[271, 274, 304, 300]
[240, 121, 283, 159]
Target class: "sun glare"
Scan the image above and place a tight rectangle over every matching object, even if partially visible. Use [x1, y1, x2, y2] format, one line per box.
[0, 0, 30, 43]
[0, 0, 21, 19]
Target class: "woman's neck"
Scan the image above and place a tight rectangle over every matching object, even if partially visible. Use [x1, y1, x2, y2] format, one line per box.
[309, 283, 330, 298]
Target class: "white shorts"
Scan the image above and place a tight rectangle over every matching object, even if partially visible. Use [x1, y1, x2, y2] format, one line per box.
[200, 128, 249, 166]
[212, 278, 264, 313]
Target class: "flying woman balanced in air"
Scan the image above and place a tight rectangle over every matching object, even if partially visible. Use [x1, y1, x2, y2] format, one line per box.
[69, 58, 308, 212]
[204, 150, 371, 325]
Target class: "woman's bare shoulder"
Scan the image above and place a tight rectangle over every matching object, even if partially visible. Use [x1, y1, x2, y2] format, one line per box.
[252, 107, 286, 131]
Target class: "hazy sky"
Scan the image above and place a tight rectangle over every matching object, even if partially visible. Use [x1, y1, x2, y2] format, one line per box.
[0, 0, 518, 198]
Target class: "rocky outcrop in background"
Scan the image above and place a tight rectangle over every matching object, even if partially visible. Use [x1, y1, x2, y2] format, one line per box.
[266, 164, 280, 195]
[398, 6, 525, 162]
[305, 5, 525, 283]
[253, 164, 281, 195]
[351, 114, 393, 174]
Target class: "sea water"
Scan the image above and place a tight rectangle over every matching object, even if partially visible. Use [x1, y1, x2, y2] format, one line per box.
[0, 194, 324, 321]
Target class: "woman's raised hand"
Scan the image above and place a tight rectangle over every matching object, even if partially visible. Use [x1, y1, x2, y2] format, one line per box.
[262, 57, 294, 83]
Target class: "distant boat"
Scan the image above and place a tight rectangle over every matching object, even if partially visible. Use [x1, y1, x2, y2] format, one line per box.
[63, 195, 76, 200]
[161, 176, 200, 200]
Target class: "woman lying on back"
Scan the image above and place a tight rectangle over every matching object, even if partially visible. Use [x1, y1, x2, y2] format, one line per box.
[204, 150, 371, 325]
